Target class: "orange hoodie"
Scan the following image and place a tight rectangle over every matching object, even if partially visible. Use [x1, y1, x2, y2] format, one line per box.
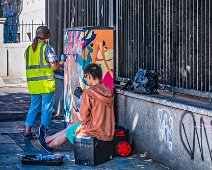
[77, 83, 115, 141]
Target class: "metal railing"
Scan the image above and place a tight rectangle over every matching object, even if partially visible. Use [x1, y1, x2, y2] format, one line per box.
[52, 0, 212, 98]
[115, 0, 211, 98]
[63, 0, 112, 28]
[4, 20, 44, 43]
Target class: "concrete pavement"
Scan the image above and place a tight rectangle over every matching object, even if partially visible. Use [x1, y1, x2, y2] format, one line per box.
[0, 120, 168, 170]
[0, 77, 169, 170]
[0, 76, 27, 88]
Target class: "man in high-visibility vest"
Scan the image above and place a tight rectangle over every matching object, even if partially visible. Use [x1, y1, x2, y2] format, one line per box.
[24, 26, 66, 140]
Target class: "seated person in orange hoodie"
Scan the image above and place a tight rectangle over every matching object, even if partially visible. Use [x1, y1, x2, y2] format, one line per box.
[38, 63, 115, 153]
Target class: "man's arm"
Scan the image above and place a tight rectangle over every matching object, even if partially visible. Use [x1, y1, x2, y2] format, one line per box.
[49, 61, 65, 71]
[79, 93, 91, 124]
[45, 45, 66, 70]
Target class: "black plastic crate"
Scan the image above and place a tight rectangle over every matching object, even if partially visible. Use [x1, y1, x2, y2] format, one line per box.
[74, 136, 114, 166]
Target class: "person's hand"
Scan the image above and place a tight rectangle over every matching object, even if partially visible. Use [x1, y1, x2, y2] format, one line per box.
[60, 54, 67, 62]
[74, 87, 83, 98]
[58, 61, 65, 67]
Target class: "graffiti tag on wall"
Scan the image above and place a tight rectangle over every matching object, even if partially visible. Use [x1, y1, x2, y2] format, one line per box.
[180, 112, 212, 162]
[158, 108, 173, 152]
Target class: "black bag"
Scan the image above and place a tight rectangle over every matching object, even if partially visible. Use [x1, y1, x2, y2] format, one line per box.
[121, 69, 158, 94]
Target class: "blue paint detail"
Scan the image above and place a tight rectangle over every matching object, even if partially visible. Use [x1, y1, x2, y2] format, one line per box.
[75, 45, 93, 87]
[84, 46, 93, 65]
[64, 121, 69, 129]
[80, 53, 92, 70]
[64, 85, 72, 120]
[82, 77, 88, 86]
[75, 53, 90, 86]
[64, 35, 68, 46]
[82, 30, 96, 51]
[77, 31, 81, 40]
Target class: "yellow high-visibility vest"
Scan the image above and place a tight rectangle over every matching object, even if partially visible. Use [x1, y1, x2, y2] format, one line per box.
[24, 42, 55, 94]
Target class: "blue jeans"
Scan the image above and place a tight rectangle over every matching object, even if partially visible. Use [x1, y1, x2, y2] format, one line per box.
[25, 92, 54, 129]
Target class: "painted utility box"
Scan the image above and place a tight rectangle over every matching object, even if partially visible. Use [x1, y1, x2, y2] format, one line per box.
[63, 27, 114, 126]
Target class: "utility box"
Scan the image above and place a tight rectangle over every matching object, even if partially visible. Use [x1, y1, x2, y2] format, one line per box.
[74, 136, 114, 166]
[63, 27, 114, 126]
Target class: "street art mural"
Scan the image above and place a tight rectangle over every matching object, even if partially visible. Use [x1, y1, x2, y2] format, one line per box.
[180, 112, 212, 163]
[63, 27, 114, 125]
[158, 108, 173, 152]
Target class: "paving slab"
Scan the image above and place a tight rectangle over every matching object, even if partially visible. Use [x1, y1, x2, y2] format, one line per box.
[0, 76, 27, 88]
[0, 135, 15, 144]
[0, 77, 4, 86]
[0, 87, 29, 122]
[0, 121, 25, 133]
[0, 143, 24, 154]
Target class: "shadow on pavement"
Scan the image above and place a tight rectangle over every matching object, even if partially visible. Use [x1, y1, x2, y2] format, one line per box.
[0, 90, 30, 122]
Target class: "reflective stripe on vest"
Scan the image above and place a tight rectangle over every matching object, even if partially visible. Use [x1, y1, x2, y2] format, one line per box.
[27, 75, 54, 81]
[25, 43, 50, 70]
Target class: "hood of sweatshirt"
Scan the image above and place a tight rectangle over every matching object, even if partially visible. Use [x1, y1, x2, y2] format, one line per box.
[84, 83, 114, 108]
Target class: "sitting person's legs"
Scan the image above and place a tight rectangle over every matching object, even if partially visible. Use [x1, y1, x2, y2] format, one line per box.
[45, 128, 67, 148]
[40, 121, 81, 149]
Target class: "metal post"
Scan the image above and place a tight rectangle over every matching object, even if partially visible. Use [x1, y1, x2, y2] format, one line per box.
[57, 0, 63, 56]
[0, 18, 6, 43]
[31, 20, 33, 41]
[115, 0, 119, 77]
[97, 0, 100, 26]
[108, 0, 113, 27]
[45, 0, 49, 26]
[63, 0, 67, 29]
[21, 20, 23, 42]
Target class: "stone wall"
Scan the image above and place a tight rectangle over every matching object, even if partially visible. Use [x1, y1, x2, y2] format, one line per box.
[115, 89, 212, 170]
[0, 42, 29, 77]
[0, 42, 31, 77]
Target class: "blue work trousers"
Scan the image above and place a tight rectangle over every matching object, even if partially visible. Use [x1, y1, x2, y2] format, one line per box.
[25, 92, 54, 129]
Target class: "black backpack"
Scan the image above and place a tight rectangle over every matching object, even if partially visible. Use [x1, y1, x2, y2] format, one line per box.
[121, 69, 159, 94]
